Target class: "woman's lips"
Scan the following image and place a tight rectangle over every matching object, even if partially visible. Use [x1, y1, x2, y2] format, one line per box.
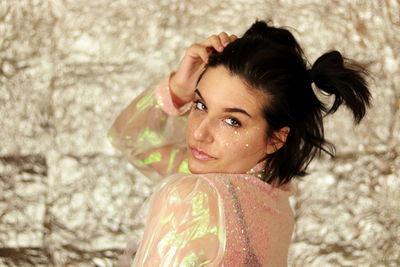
[191, 147, 216, 161]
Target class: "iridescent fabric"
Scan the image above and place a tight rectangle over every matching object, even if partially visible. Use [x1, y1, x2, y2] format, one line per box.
[108, 73, 191, 183]
[130, 174, 224, 266]
[108, 74, 296, 266]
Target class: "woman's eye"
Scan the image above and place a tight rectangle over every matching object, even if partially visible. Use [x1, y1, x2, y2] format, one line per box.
[225, 118, 241, 127]
[193, 100, 207, 111]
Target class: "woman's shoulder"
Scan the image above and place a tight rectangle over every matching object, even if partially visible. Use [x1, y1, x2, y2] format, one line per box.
[157, 173, 212, 190]
[153, 172, 296, 220]
[199, 173, 296, 197]
[134, 174, 226, 267]
[154, 173, 221, 204]
[156, 172, 296, 199]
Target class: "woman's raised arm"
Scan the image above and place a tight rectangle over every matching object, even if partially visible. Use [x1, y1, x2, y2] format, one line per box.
[170, 32, 238, 107]
[107, 33, 237, 182]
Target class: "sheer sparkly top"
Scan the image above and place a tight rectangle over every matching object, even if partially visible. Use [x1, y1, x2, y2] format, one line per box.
[107, 73, 296, 266]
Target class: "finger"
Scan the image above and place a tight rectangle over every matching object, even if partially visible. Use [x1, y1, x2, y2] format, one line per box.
[209, 35, 224, 52]
[187, 44, 210, 63]
[218, 32, 230, 46]
[202, 35, 224, 52]
[229, 34, 238, 42]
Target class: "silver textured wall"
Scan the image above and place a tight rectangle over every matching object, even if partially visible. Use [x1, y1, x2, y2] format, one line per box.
[0, 0, 399, 266]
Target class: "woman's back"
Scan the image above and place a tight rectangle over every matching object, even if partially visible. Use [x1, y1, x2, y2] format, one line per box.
[205, 172, 294, 266]
[131, 171, 294, 266]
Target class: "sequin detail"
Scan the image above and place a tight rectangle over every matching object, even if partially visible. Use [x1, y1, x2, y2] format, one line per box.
[108, 74, 296, 266]
[224, 179, 261, 267]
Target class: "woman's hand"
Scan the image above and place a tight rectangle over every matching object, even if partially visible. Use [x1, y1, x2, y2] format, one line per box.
[169, 32, 238, 108]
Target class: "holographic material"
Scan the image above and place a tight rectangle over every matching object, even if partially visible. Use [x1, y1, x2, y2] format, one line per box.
[129, 171, 295, 266]
[131, 174, 225, 266]
[108, 75, 190, 181]
[108, 75, 295, 266]
[167, 148, 180, 173]
[178, 159, 191, 174]
[136, 91, 155, 111]
[2, 1, 398, 265]
[141, 151, 162, 166]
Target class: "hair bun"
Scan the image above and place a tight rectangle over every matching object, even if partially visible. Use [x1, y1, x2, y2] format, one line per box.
[310, 50, 371, 123]
[242, 20, 300, 50]
[242, 20, 273, 41]
[311, 51, 344, 94]
[307, 69, 315, 83]
[313, 51, 344, 67]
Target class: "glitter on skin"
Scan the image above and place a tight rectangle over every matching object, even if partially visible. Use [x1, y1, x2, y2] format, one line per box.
[109, 76, 295, 266]
[186, 66, 271, 175]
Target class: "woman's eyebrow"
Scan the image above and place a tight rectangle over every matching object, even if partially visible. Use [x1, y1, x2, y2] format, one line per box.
[195, 89, 252, 118]
[224, 107, 252, 118]
[194, 89, 205, 102]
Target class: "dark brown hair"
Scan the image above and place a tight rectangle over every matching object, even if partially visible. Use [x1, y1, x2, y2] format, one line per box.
[205, 20, 371, 185]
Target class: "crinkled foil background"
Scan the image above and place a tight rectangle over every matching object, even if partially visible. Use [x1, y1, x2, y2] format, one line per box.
[0, 0, 399, 266]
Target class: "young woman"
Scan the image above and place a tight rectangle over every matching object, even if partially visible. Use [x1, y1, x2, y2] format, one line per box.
[108, 20, 371, 266]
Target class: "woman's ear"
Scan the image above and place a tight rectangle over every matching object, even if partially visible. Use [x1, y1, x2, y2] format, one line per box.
[266, 126, 290, 154]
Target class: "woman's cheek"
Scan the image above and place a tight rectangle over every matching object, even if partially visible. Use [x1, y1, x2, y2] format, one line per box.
[186, 112, 200, 136]
[220, 130, 249, 149]
[235, 131, 259, 154]
[220, 135, 235, 148]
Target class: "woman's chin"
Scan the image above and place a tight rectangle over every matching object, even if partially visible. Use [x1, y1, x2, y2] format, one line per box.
[188, 157, 217, 174]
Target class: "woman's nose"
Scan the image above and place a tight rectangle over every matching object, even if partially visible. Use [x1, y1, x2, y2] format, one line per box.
[193, 118, 213, 142]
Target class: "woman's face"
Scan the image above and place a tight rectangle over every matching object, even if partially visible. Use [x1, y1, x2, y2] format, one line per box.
[186, 66, 272, 174]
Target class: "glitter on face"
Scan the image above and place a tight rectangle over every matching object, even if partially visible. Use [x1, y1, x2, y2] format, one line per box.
[185, 66, 271, 175]
[108, 73, 295, 266]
